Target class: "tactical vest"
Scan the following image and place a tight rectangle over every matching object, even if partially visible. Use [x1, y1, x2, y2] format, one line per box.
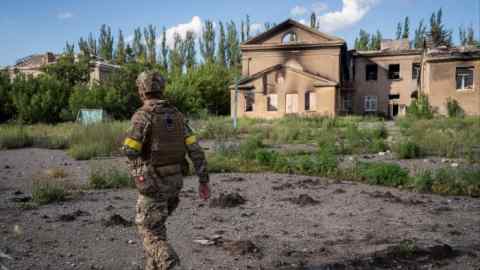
[147, 105, 186, 167]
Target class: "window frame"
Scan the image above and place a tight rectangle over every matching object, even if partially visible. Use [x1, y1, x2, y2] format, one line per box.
[365, 64, 378, 81]
[388, 64, 401, 80]
[456, 67, 474, 91]
[281, 31, 298, 44]
[412, 63, 421, 80]
[304, 91, 316, 111]
[266, 94, 278, 112]
[244, 92, 255, 112]
[364, 96, 378, 112]
[342, 95, 353, 112]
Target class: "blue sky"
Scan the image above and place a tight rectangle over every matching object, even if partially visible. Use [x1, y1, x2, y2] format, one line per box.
[0, 0, 478, 66]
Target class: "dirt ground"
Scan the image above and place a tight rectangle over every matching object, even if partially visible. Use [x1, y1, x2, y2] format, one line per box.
[1, 148, 480, 270]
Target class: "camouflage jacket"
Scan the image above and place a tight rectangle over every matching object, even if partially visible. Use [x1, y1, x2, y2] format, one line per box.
[123, 99, 209, 183]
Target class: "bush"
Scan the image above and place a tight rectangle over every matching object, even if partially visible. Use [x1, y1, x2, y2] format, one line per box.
[0, 126, 33, 149]
[200, 116, 238, 140]
[32, 178, 67, 205]
[10, 74, 69, 123]
[446, 98, 465, 118]
[0, 71, 15, 122]
[406, 94, 434, 119]
[359, 162, 409, 187]
[239, 135, 264, 160]
[89, 165, 133, 189]
[393, 140, 421, 159]
[413, 170, 435, 192]
[255, 149, 280, 166]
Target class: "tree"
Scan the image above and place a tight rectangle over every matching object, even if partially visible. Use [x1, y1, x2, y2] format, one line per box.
[264, 22, 276, 31]
[199, 20, 216, 63]
[144, 25, 157, 65]
[245, 15, 251, 40]
[310, 12, 317, 29]
[125, 44, 135, 63]
[402, 17, 410, 39]
[459, 25, 477, 46]
[413, 20, 427, 49]
[226, 21, 241, 70]
[396, 22, 402, 40]
[355, 29, 370, 50]
[132, 28, 146, 63]
[161, 27, 169, 70]
[78, 37, 91, 62]
[217, 21, 227, 67]
[43, 56, 89, 88]
[114, 30, 126, 65]
[98, 24, 114, 61]
[183, 31, 196, 70]
[369, 31, 382, 50]
[169, 33, 184, 74]
[0, 71, 14, 122]
[241, 21, 245, 43]
[10, 74, 69, 123]
[64, 42, 75, 61]
[427, 8, 452, 47]
[88, 33, 97, 56]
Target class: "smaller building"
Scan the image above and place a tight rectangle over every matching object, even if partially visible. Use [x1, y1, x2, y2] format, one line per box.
[422, 47, 480, 115]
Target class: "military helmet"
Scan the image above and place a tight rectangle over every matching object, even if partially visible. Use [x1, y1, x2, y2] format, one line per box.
[136, 71, 165, 98]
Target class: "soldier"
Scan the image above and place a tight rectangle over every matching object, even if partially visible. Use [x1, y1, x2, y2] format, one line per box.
[122, 71, 210, 270]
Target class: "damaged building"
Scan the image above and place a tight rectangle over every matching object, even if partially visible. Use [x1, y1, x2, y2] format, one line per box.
[231, 19, 480, 118]
[4, 52, 119, 85]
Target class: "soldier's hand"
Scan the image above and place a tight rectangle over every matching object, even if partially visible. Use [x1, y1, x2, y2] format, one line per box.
[199, 183, 210, 201]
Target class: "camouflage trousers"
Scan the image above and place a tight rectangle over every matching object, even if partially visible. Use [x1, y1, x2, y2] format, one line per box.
[135, 173, 184, 270]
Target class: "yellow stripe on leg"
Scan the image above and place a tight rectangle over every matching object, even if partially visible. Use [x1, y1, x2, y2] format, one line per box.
[123, 138, 142, 151]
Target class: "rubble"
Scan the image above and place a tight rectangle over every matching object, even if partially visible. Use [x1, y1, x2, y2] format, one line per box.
[209, 193, 246, 208]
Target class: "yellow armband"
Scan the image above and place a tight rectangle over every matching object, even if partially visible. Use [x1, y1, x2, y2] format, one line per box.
[123, 137, 142, 151]
[185, 135, 197, 145]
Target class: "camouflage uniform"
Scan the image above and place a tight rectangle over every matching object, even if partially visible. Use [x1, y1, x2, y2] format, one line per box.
[123, 72, 208, 270]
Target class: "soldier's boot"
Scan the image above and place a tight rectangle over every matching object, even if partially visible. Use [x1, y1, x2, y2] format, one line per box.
[151, 240, 181, 270]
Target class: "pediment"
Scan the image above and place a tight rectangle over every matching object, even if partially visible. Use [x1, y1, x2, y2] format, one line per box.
[243, 19, 344, 46]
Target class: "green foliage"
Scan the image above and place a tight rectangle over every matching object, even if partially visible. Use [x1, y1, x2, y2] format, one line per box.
[239, 135, 264, 160]
[393, 140, 421, 159]
[413, 168, 480, 197]
[446, 98, 464, 118]
[199, 116, 238, 140]
[428, 8, 452, 48]
[406, 94, 434, 119]
[199, 20, 216, 63]
[68, 122, 127, 160]
[10, 74, 69, 123]
[0, 125, 33, 149]
[0, 71, 14, 122]
[32, 178, 67, 205]
[43, 56, 89, 88]
[358, 162, 409, 187]
[89, 164, 133, 189]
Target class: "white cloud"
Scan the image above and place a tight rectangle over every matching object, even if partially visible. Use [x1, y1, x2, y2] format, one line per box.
[312, 2, 329, 14]
[317, 0, 379, 33]
[298, 19, 308, 26]
[290, 5, 308, 17]
[161, 16, 203, 48]
[57, 12, 73, 20]
[250, 23, 264, 35]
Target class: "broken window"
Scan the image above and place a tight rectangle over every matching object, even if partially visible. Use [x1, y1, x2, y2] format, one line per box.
[282, 31, 298, 44]
[364, 96, 378, 112]
[388, 64, 401, 80]
[342, 95, 353, 112]
[245, 92, 255, 112]
[456, 67, 474, 90]
[305, 91, 316, 111]
[412, 63, 421, 80]
[267, 94, 278, 111]
[389, 94, 400, 100]
[366, 64, 378, 81]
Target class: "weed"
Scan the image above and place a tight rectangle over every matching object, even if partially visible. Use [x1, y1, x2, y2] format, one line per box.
[239, 135, 264, 160]
[89, 164, 133, 189]
[32, 178, 67, 205]
[0, 126, 33, 149]
[393, 140, 421, 159]
[45, 168, 68, 179]
[358, 162, 409, 187]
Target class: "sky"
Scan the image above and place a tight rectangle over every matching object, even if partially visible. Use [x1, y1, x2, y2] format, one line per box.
[0, 0, 478, 66]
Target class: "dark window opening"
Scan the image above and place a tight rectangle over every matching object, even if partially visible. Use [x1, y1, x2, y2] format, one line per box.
[456, 67, 474, 90]
[388, 64, 401, 80]
[267, 94, 278, 111]
[245, 92, 255, 112]
[366, 64, 378, 81]
[412, 63, 421, 80]
[389, 94, 400, 100]
[282, 31, 298, 44]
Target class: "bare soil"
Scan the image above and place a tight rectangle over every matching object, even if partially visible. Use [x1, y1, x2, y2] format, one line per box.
[1, 148, 480, 270]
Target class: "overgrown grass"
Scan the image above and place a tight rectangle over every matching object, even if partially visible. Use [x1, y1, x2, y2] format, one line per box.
[32, 178, 68, 205]
[68, 122, 128, 160]
[0, 126, 33, 149]
[393, 140, 421, 159]
[89, 164, 133, 189]
[397, 117, 480, 161]
[413, 168, 480, 197]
